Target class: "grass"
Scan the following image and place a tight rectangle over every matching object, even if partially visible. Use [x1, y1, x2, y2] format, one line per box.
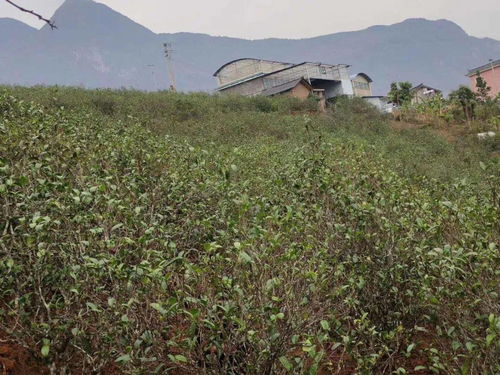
[0, 87, 499, 374]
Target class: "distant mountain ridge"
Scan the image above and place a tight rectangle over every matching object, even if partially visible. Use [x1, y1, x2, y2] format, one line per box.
[1, 0, 499, 94]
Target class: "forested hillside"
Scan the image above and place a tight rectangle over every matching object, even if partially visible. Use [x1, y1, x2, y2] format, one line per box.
[1, 0, 500, 93]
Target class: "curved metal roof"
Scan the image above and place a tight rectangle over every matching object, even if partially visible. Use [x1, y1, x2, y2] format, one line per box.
[213, 58, 292, 77]
[352, 72, 373, 83]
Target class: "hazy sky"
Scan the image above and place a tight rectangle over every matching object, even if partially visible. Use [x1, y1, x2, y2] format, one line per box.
[1, 0, 499, 40]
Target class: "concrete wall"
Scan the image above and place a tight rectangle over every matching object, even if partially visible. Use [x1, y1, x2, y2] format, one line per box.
[411, 87, 440, 104]
[469, 67, 500, 97]
[363, 97, 390, 112]
[340, 79, 354, 96]
[290, 83, 312, 100]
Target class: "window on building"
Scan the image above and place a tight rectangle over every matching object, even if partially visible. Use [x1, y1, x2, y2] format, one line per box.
[320, 66, 327, 75]
[354, 81, 370, 91]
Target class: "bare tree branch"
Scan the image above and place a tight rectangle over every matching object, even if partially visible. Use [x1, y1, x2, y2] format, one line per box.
[4, 0, 57, 29]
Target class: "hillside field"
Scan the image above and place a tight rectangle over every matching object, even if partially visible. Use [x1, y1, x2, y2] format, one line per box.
[0, 87, 499, 374]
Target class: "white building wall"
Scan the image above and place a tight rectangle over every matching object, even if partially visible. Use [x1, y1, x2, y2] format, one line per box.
[340, 79, 354, 96]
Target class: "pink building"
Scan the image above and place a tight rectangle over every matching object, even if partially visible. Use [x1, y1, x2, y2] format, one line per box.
[467, 59, 500, 98]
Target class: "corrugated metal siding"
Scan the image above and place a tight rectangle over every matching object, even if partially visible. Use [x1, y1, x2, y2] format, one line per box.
[217, 59, 291, 86]
[220, 76, 265, 96]
[215, 59, 353, 98]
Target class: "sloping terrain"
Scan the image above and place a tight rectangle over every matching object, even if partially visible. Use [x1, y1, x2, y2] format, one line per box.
[0, 88, 498, 374]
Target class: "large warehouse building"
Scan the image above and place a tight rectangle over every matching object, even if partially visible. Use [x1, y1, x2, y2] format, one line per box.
[213, 58, 356, 99]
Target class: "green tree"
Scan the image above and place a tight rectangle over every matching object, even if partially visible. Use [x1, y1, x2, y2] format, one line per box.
[450, 86, 476, 124]
[475, 72, 491, 103]
[388, 82, 413, 106]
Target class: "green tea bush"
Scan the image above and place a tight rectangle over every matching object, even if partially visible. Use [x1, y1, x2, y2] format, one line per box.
[0, 89, 499, 374]
[330, 96, 389, 135]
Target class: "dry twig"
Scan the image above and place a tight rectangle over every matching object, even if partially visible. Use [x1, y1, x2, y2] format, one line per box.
[4, 0, 57, 29]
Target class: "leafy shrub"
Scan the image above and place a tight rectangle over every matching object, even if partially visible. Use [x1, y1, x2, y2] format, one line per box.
[0, 89, 499, 374]
[92, 97, 117, 115]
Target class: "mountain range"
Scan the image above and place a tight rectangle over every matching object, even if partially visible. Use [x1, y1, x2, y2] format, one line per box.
[1, 0, 499, 95]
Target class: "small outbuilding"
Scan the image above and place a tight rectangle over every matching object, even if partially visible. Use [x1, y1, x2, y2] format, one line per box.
[261, 78, 313, 100]
[410, 84, 442, 104]
[351, 73, 373, 97]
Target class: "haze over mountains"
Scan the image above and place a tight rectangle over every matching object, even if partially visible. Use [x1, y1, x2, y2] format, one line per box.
[1, 0, 499, 94]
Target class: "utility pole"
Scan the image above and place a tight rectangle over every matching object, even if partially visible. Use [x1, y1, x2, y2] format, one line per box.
[146, 64, 156, 91]
[163, 43, 177, 92]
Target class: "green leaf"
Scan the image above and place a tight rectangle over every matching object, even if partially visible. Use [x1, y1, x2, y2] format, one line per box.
[16, 176, 29, 186]
[174, 354, 187, 363]
[461, 361, 471, 375]
[320, 320, 330, 331]
[302, 345, 314, 353]
[265, 279, 275, 291]
[486, 333, 496, 347]
[488, 313, 495, 324]
[452, 341, 461, 351]
[331, 342, 341, 351]
[414, 366, 427, 371]
[86, 302, 101, 312]
[111, 223, 123, 231]
[279, 356, 293, 371]
[115, 354, 131, 363]
[121, 314, 130, 323]
[41, 340, 50, 357]
[151, 303, 167, 315]
[239, 251, 252, 264]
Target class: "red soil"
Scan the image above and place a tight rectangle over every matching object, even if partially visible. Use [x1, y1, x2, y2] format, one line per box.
[0, 331, 48, 375]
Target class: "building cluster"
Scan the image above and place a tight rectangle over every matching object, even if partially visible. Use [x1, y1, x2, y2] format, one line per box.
[213, 58, 375, 101]
[212, 57, 499, 110]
